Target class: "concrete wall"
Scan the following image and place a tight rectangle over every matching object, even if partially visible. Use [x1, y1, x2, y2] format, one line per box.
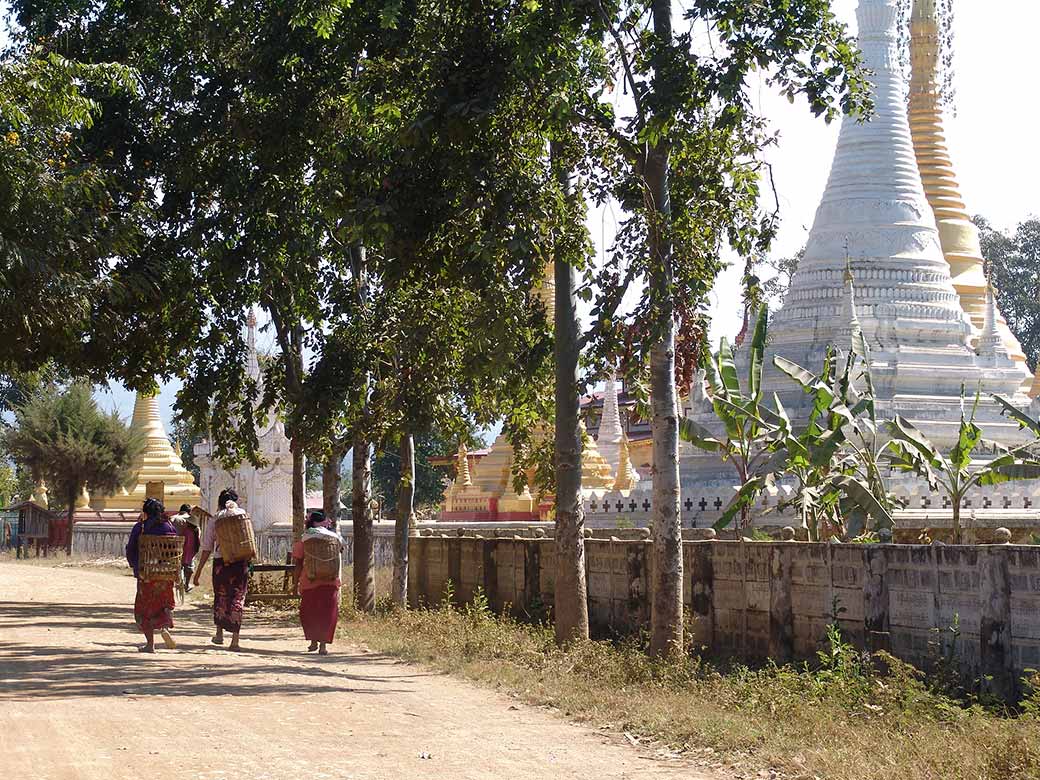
[407, 536, 1040, 697]
[73, 521, 401, 567]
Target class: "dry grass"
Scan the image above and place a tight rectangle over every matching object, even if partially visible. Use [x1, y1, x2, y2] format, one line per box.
[337, 592, 1040, 780]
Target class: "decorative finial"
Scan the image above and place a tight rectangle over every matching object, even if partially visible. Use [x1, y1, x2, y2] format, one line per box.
[976, 282, 1005, 361]
[612, 433, 639, 492]
[246, 309, 258, 328]
[456, 442, 472, 487]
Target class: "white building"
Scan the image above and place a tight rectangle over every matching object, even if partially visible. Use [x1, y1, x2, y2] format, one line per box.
[194, 311, 293, 531]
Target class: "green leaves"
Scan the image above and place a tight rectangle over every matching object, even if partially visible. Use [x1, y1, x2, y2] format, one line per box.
[678, 416, 723, 452]
[1, 383, 145, 513]
[992, 393, 1040, 437]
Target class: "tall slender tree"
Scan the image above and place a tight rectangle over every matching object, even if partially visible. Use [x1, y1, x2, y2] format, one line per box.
[574, 1, 869, 654]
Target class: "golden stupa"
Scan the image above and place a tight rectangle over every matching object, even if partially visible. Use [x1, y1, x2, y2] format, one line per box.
[908, 0, 1027, 375]
[92, 391, 201, 511]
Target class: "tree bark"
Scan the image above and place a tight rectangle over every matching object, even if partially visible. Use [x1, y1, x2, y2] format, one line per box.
[352, 434, 375, 611]
[349, 243, 376, 611]
[290, 439, 306, 542]
[646, 0, 683, 657]
[322, 439, 348, 523]
[66, 490, 75, 556]
[551, 142, 589, 645]
[392, 432, 415, 607]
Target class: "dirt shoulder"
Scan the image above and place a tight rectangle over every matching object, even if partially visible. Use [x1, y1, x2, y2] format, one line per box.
[0, 561, 713, 780]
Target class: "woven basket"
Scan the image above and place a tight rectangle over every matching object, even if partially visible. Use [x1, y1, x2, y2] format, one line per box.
[303, 535, 341, 582]
[139, 534, 184, 582]
[215, 512, 257, 564]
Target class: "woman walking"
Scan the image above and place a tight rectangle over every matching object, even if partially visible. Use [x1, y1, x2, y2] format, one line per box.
[126, 498, 178, 653]
[292, 511, 343, 655]
[194, 489, 249, 651]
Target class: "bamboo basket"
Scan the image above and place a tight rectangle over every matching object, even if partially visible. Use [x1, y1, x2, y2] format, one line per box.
[139, 534, 184, 582]
[303, 535, 341, 582]
[215, 513, 257, 564]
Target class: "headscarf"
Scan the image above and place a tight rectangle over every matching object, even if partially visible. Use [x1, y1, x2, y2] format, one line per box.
[306, 510, 332, 530]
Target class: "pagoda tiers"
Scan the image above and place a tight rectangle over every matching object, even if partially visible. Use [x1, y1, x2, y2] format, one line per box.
[908, 0, 1027, 377]
[754, 0, 1029, 442]
[91, 391, 201, 511]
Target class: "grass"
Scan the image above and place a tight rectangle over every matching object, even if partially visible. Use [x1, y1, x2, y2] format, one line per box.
[335, 588, 1040, 780]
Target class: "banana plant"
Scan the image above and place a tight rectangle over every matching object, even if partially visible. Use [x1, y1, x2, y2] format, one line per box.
[679, 304, 783, 530]
[887, 390, 1040, 544]
[771, 345, 895, 541]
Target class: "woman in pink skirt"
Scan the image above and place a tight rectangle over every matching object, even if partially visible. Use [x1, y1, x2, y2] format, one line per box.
[292, 511, 343, 655]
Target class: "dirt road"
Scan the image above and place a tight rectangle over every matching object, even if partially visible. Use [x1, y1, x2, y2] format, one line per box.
[0, 562, 715, 780]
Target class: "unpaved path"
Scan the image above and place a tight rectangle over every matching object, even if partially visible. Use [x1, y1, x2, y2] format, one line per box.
[0, 562, 717, 780]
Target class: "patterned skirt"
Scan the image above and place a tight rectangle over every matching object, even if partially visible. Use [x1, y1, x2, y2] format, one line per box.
[212, 558, 249, 632]
[135, 579, 175, 633]
[300, 585, 340, 643]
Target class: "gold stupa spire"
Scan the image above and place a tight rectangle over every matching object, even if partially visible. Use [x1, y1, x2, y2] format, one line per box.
[93, 389, 201, 510]
[456, 442, 472, 487]
[908, 0, 1027, 372]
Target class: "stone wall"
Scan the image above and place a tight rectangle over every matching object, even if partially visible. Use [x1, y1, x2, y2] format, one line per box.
[406, 536, 1040, 697]
[74, 523, 134, 557]
[72, 521, 400, 566]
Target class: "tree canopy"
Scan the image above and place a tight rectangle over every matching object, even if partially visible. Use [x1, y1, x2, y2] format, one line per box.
[977, 216, 1040, 371]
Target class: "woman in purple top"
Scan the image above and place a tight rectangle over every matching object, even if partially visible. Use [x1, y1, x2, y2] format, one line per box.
[126, 498, 178, 653]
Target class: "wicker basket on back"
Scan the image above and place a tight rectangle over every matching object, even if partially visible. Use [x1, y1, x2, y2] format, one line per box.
[303, 535, 341, 582]
[139, 534, 184, 582]
[215, 512, 257, 564]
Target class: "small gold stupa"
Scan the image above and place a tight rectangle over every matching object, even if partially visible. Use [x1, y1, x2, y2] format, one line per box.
[92, 390, 201, 511]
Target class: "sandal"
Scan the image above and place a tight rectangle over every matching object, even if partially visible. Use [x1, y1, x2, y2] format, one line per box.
[160, 629, 177, 650]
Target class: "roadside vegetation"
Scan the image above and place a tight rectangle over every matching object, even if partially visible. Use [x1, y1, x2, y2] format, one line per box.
[338, 589, 1040, 780]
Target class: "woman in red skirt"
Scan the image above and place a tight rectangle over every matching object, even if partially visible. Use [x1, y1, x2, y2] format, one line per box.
[292, 511, 343, 655]
[125, 498, 178, 653]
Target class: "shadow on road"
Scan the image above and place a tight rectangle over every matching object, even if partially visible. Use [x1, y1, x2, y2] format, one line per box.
[0, 599, 431, 701]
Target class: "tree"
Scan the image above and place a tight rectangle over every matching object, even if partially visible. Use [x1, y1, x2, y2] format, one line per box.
[552, 142, 592, 645]
[755, 247, 803, 308]
[392, 433, 414, 607]
[2, 383, 143, 553]
[887, 392, 1040, 544]
[977, 216, 1040, 370]
[0, 48, 164, 387]
[580, 1, 869, 656]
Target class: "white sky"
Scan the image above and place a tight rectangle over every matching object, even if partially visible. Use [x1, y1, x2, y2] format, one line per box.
[93, 0, 1039, 428]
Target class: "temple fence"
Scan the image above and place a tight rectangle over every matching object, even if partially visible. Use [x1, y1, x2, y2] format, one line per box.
[405, 535, 1039, 699]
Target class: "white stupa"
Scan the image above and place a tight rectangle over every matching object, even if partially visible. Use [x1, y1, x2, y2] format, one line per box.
[194, 311, 293, 530]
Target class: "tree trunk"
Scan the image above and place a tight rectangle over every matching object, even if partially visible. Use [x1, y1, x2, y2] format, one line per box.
[322, 440, 347, 524]
[952, 496, 961, 545]
[65, 489, 76, 556]
[646, 0, 683, 657]
[352, 432, 375, 612]
[290, 439, 306, 542]
[551, 142, 589, 645]
[392, 432, 415, 607]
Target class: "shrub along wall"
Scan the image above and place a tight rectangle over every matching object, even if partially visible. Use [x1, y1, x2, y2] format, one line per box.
[407, 536, 1040, 698]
